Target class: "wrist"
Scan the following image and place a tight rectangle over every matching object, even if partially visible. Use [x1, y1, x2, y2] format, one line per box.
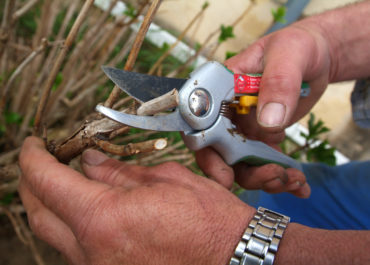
[227, 207, 290, 265]
[211, 204, 256, 265]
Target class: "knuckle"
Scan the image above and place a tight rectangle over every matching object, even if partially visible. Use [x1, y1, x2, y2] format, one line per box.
[27, 210, 46, 236]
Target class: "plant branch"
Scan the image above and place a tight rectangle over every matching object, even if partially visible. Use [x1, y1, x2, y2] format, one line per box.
[136, 88, 179, 116]
[95, 138, 167, 156]
[0, 38, 51, 115]
[104, 0, 163, 108]
[12, 0, 40, 23]
[33, 0, 95, 136]
[147, 2, 209, 75]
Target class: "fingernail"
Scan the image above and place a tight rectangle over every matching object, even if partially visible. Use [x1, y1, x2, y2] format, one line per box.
[287, 181, 301, 191]
[258, 102, 286, 127]
[82, 149, 109, 166]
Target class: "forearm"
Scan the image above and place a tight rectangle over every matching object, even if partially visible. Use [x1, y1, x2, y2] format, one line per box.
[296, 1, 370, 82]
[275, 223, 370, 265]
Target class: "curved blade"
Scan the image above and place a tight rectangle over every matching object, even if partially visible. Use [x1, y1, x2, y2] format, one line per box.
[102, 66, 187, 103]
[96, 105, 192, 132]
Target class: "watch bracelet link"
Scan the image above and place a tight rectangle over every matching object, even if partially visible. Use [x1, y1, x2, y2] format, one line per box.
[229, 207, 290, 265]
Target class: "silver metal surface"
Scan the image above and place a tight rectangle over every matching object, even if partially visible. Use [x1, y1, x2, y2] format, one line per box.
[188, 89, 211, 117]
[229, 207, 290, 265]
[98, 61, 303, 171]
[182, 114, 303, 170]
[96, 105, 192, 132]
[101, 66, 186, 103]
[178, 61, 234, 130]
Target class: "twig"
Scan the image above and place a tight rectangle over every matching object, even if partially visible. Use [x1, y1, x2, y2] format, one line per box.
[136, 88, 179, 116]
[15, 211, 46, 265]
[104, 0, 163, 108]
[166, 26, 221, 78]
[0, 147, 20, 166]
[0, 163, 20, 182]
[207, 2, 255, 59]
[138, 140, 185, 164]
[0, 206, 28, 245]
[12, 0, 40, 23]
[95, 138, 167, 156]
[0, 38, 49, 115]
[147, 2, 209, 75]
[33, 0, 95, 136]
[0, 179, 19, 198]
[115, 130, 157, 144]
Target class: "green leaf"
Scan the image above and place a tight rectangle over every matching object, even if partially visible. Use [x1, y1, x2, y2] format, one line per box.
[306, 141, 336, 166]
[0, 193, 15, 206]
[218, 25, 235, 43]
[202, 2, 209, 10]
[225, 51, 237, 60]
[52, 72, 63, 91]
[4, 111, 23, 125]
[124, 4, 137, 18]
[271, 6, 287, 24]
[194, 42, 202, 51]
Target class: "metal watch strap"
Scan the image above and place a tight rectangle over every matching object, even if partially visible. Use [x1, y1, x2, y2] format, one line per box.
[229, 207, 290, 265]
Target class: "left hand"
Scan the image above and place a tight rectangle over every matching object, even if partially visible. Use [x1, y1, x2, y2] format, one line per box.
[18, 136, 255, 265]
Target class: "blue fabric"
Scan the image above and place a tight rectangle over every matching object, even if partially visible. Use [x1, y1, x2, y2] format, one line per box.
[239, 161, 370, 230]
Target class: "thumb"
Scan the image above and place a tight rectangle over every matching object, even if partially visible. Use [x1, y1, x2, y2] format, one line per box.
[256, 28, 318, 132]
[81, 149, 144, 187]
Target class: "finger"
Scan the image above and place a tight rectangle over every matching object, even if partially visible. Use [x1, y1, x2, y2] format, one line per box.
[19, 137, 111, 229]
[256, 28, 320, 131]
[18, 180, 85, 264]
[234, 163, 288, 189]
[284, 168, 311, 198]
[195, 148, 234, 190]
[233, 109, 286, 144]
[234, 163, 311, 198]
[224, 39, 266, 73]
[81, 149, 145, 187]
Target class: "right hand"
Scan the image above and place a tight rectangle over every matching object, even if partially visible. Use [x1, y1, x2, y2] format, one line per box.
[197, 21, 334, 198]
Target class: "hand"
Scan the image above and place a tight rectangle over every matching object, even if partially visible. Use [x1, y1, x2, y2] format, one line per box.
[196, 22, 334, 198]
[18, 137, 255, 265]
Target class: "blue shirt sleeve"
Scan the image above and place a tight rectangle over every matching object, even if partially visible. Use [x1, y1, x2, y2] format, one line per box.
[239, 161, 370, 230]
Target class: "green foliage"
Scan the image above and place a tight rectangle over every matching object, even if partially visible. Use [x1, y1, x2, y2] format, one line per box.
[124, 3, 137, 18]
[0, 193, 15, 206]
[306, 140, 336, 166]
[218, 25, 235, 43]
[225, 51, 237, 60]
[303, 113, 330, 141]
[194, 42, 202, 51]
[288, 113, 337, 165]
[4, 111, 23, 125]
[202, 2, 210, 10]
[16, 4, 40, 38]
[52, 72, 63, 91]
[135, 40, 188, 76]
[271, 6, 287, 24]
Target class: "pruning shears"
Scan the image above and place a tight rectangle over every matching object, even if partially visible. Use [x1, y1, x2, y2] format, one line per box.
[96, 61, 309, 171]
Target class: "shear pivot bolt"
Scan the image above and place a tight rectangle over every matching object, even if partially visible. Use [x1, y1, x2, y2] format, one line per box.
[189, 89, 210, 117]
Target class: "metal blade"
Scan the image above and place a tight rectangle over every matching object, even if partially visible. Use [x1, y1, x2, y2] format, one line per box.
[102, 66, 187, 103]
[96, 105, 192, 132]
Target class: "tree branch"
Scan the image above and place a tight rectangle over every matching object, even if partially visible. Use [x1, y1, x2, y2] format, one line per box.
[33, 0, 95, 136]
[104, 0, 163, 108]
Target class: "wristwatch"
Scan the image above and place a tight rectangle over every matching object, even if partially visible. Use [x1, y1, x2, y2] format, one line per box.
[229, 207, 290, 265]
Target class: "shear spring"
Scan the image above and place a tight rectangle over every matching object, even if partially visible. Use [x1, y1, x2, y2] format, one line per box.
[220, 102, 233, 119]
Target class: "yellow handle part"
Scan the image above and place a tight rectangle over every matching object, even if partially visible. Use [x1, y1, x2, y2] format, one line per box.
[230, 95, 258, 114]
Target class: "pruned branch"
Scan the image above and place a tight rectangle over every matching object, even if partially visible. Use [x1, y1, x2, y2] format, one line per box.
[95, 138, 168, 156]
[137, 88, 179, 116]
